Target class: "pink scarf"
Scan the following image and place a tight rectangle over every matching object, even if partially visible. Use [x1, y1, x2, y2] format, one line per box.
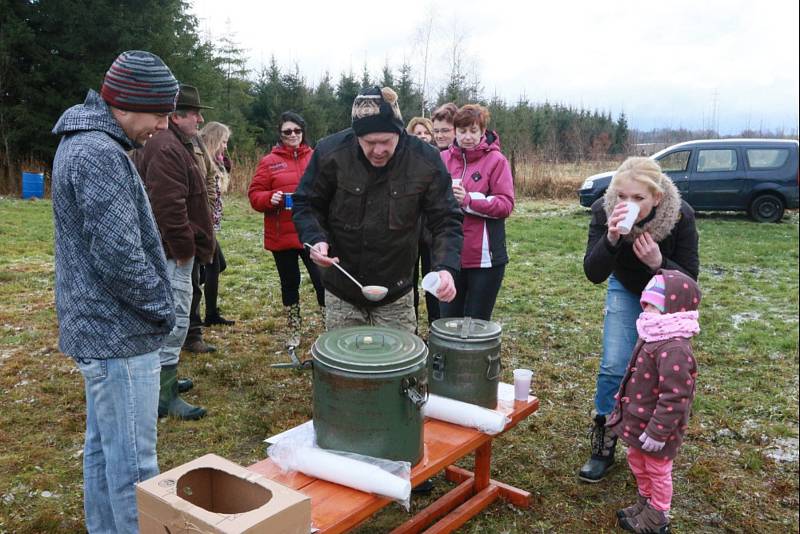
[636, 310, 700, 342]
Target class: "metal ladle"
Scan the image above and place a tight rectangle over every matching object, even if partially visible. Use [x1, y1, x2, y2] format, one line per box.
[303, 243, 388, 302]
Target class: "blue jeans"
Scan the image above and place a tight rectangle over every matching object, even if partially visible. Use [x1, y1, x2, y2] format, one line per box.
[159, 258, 194, 367]
[77, 351, 160, 534]
[594, 275, 641, 416]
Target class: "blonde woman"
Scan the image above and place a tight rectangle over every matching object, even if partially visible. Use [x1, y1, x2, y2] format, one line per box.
[406, 117, 434, 145]
[579, 156, 699, 483]
[198, 121, 234, 326]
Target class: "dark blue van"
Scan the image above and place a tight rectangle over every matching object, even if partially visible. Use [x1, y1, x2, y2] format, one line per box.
[578, 139, 799, 222]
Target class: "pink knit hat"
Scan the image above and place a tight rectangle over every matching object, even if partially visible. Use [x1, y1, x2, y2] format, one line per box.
[640, 274, 666, 312]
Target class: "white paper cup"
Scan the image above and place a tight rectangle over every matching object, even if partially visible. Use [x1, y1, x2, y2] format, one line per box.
[617, 201, 640, 235]
[452, 178, 462, 187]
[421, 272, 441, 296]
[513, 369, 533, 401]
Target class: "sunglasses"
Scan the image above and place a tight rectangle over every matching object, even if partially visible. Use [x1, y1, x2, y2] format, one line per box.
[281, 128, 303, 136]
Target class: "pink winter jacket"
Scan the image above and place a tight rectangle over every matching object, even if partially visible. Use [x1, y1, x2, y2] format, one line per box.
[441, 131, 514, 268]
[606, 270, 702, 460]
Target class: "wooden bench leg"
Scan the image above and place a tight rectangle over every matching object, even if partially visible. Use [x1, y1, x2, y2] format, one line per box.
[390, 478, 474, 534]
[473, 441, 491, 491]
[445, 466, 531, 508]
[422, 485, 500, 534]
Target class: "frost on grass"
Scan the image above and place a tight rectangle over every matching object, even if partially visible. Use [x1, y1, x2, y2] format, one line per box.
[764, 438, 799, 464]
[730, 311, 762, 330]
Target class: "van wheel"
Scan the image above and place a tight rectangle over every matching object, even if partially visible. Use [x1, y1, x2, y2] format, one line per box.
[749, 194, 784, 223]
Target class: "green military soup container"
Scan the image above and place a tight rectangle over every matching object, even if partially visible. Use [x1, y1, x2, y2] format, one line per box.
[312, 326, 428, 464]
[427, 317, 503, 408]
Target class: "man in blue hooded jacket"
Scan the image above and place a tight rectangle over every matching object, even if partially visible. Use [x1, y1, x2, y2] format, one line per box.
[51, 50, 179, 534]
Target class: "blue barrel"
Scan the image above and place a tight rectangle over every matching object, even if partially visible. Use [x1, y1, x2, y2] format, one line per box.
[22, 172, 45, 199]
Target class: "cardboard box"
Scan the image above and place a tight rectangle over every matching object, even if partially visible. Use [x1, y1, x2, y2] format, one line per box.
[137, 453, 311, 534]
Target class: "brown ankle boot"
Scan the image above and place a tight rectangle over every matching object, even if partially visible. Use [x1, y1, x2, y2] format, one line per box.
[617, 494, 649, 519]
[619, 502, 671, 533]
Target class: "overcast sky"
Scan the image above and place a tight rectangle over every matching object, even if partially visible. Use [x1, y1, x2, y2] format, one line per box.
[190, 0, 799, 135]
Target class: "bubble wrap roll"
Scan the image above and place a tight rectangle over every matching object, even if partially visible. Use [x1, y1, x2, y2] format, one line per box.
[423, 394, 509, 435]
[282, 447, 411, 501]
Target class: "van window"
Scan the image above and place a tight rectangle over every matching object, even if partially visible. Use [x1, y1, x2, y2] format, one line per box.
[697, 149, 737, 172]
[746, 149, 789, 169]
[656, 150, 691, 173]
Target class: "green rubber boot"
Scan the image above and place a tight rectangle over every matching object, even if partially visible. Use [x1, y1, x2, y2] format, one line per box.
[158, 364, 207, 420]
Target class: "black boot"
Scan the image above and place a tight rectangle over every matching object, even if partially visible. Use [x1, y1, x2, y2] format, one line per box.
[578, 413, 617, 482]
[158, 364, 206, 420]
[204, 309, 235, 326]
[177, 378, 194, 393]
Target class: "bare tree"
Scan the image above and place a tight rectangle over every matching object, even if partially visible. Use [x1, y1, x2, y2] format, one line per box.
[412, 5, 436, 115]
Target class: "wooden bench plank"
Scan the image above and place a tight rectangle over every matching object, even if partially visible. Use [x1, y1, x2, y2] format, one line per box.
[389, 478, 474, 534]
[444, 466, 531, 508]
[422, 485, 500, 534]
[247, 458, 315, 489]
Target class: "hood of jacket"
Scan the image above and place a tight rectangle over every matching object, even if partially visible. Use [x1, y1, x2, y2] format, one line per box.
[52, 90, 136, 150]
[446, 130, 501, 164]
[602, 173, 682, 243]
[657, 268, 702, 314]
[271, 141, 312, 160]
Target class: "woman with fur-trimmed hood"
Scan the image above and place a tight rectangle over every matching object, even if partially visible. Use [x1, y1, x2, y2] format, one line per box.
[578, 157, 699, 484]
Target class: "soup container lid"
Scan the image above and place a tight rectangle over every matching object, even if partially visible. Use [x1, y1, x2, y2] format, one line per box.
[312, 326, 427, 374]
[430, 317, 502, 341]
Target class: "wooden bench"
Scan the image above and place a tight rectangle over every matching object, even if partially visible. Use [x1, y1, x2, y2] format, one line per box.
[248, 394, 539, 533]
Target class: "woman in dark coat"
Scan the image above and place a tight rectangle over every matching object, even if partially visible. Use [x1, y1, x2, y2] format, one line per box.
[579, 157, 699, 483]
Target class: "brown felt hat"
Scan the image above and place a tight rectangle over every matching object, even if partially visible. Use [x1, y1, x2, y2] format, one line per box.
[175, 84, 213, 110]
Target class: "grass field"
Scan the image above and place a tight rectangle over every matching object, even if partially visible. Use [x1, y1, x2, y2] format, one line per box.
[0, 195, 797, 533]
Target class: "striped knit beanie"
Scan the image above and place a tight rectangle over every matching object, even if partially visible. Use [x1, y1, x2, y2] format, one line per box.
[100, 51, 179, 113]
[351, 87, 404, 136]
[640, 274, 666, 312]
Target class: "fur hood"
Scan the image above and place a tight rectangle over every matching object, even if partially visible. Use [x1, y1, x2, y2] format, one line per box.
[603, 176, 682, 243]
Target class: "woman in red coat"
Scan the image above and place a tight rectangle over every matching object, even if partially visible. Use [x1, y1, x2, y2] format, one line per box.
[248, 112, 324, 346]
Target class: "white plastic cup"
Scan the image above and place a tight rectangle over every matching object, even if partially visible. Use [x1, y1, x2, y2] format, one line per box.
[421, 272, 441, 297]
[513, 369, 533, 401]
[616, 201, 640, 235]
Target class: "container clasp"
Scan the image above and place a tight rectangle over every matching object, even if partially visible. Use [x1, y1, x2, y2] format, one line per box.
[402, 376, 429, 408]
[486, 353, 502, 380]
[431, 352, 445, 381]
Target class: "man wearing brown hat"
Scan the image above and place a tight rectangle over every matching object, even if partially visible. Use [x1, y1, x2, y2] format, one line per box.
[133, 84, 215, 420]
[292, 86, 463, 333]
[52, 50, 179, 534]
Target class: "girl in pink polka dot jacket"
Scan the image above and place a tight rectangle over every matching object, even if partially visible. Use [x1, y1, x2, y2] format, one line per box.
[606, 269, 701, 533]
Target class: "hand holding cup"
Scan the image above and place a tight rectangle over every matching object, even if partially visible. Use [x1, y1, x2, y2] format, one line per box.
[451, 179, 466, 204]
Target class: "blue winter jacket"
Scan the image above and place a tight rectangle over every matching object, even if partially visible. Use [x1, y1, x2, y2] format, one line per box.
[51, 90, 175, 359]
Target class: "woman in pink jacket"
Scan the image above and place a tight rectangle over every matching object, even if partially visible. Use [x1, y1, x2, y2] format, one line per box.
[440, 104, 514, 320]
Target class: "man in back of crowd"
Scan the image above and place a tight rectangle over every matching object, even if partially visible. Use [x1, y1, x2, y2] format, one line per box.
[52, 50, 178, 533]
[292, 86, 463, 333]
[133, 84, 215, 420]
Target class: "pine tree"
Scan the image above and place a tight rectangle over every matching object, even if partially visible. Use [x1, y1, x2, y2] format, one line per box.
[611, 113, 629, 154]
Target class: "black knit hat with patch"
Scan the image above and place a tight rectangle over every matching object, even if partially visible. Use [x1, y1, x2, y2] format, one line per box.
[351, 86, 404, 136]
